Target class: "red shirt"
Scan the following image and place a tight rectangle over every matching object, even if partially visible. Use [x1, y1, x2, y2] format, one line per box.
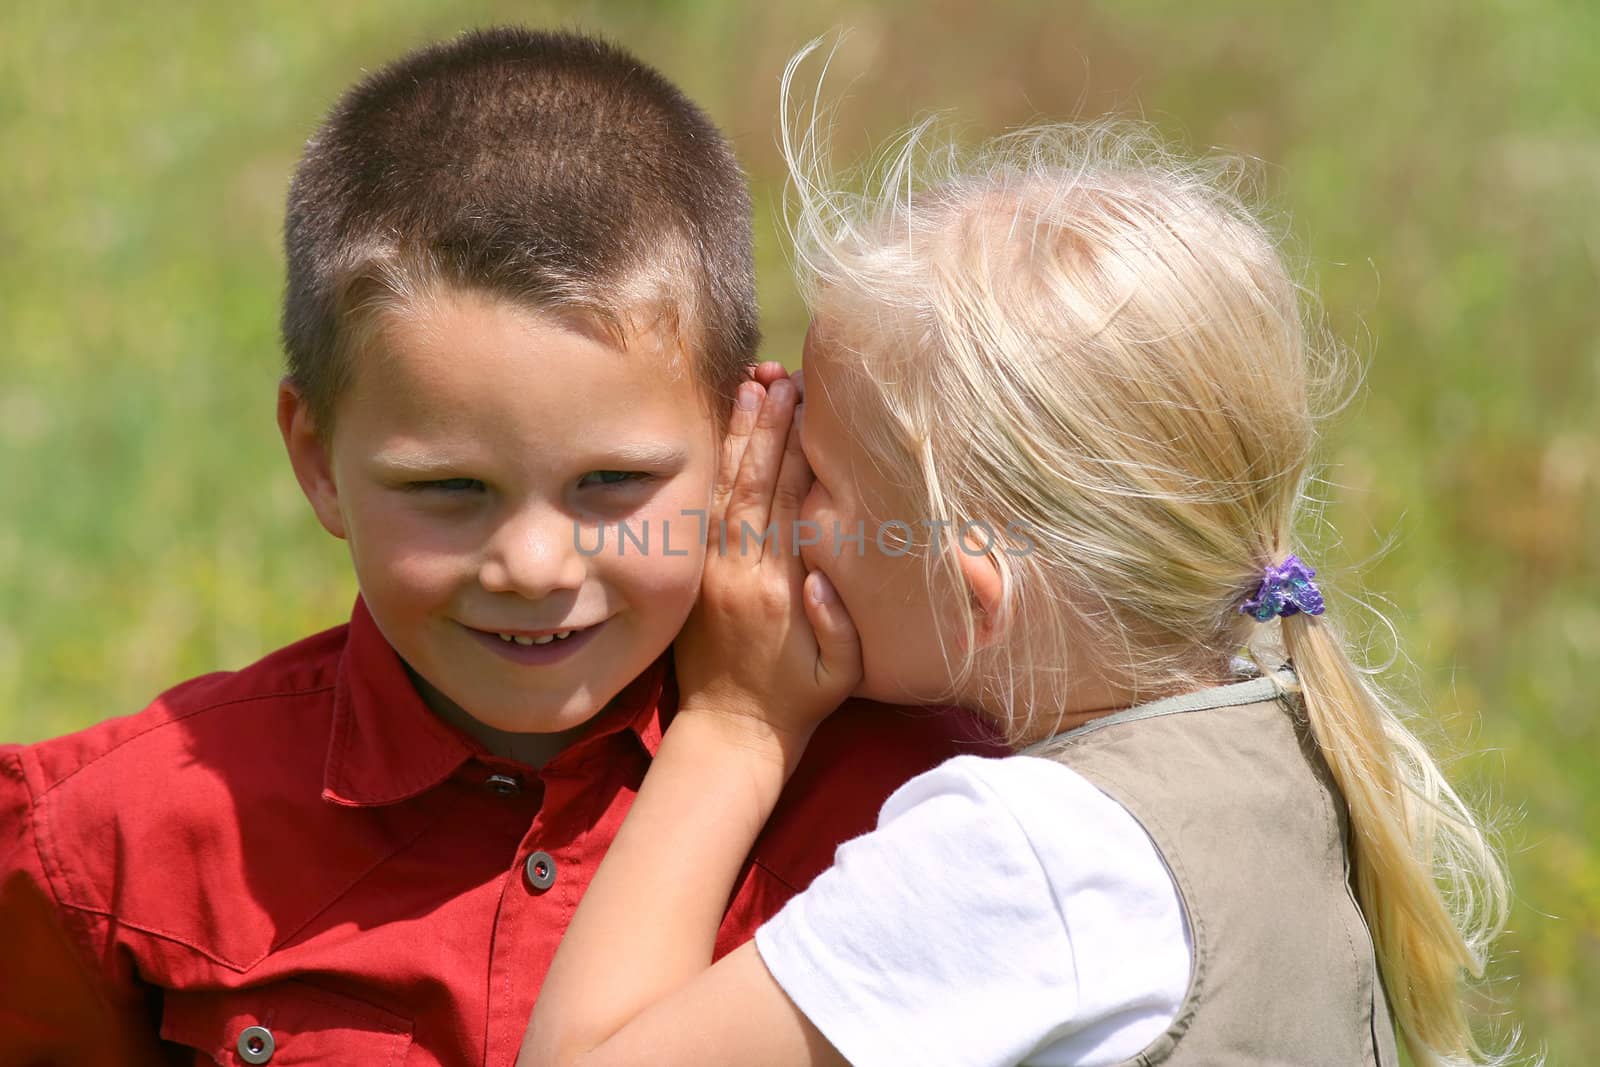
[0, 599, 998, 1066]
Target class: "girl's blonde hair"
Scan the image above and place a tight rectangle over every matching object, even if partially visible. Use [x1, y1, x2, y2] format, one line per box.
[781, 45, 1510, 1066]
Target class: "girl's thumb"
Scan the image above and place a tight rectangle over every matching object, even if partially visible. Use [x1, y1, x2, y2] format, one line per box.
[803, 571, 862, 689]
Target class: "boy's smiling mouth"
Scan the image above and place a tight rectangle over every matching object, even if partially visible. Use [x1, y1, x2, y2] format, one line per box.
[461, 620, 607, 664]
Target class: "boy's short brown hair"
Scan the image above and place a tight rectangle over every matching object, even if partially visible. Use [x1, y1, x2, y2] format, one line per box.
[282, 26, 758, 432]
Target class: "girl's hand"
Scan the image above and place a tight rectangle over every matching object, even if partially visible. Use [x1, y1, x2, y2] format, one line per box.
[673, 374, 861, 755]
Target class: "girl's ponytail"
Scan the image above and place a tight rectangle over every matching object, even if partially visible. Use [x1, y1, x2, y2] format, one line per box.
[1280, 610, 1510, 1065]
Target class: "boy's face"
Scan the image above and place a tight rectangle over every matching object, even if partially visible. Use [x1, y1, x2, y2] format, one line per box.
[282, 288, 719, 736]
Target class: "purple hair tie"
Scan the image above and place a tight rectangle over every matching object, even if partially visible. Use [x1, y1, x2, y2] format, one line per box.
[1241, 554, 1325, 622]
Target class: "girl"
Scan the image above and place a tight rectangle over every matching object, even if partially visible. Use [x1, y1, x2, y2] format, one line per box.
[518, 70, 1510, 1067]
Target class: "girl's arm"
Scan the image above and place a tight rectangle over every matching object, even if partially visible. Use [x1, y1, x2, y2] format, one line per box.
[519, 374, 857, 1067]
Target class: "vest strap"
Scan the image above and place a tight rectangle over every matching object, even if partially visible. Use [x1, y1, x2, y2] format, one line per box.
[1020, 667, 1295, 755]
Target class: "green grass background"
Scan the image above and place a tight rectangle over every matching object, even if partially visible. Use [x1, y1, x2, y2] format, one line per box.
[2, 1, 1594, 1058]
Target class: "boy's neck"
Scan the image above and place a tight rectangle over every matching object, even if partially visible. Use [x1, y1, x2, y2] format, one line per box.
[407, 668, 596, 768]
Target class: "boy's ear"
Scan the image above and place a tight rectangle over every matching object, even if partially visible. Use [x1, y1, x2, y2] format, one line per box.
[955, 542, 1008, 649]
[277, 379, 347, 540]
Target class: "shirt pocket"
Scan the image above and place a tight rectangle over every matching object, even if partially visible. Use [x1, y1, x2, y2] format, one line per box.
[159, 981, 413, 1066]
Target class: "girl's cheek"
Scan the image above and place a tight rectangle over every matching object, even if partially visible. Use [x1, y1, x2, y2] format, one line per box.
[799, 481, 833, 529]
[797, 485, 832, 571]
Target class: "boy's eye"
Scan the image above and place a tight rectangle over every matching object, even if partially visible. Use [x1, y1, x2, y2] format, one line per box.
[579, 470, 650, 488]
[406, 478, 485, 493]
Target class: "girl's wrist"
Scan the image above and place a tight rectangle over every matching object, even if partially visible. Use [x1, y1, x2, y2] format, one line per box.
[670, 700, 816, 778]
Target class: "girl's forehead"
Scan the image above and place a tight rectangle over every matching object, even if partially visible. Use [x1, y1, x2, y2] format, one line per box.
[801, 338, 916, 511]
[798, 334, 857, 436]
[800, 321, 862, 404]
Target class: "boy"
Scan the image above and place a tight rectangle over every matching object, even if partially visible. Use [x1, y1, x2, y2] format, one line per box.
[0, 27, 994, 1066]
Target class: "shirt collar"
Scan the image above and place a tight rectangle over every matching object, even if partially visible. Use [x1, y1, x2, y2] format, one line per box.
[322, 597, 671, 806]
[548, 656, 673, 769]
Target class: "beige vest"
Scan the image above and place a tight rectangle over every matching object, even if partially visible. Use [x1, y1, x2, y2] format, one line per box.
[1027, 672, 1400, 1066]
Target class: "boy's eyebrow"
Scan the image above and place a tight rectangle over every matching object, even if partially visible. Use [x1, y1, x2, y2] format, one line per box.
[592, 442, 689, 467]
[370, 450, 474, 474]
[370, 443, 690, 472]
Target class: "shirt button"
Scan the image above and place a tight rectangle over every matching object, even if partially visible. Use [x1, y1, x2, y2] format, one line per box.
[525, 850, 557, 892]
[486, 773, 522, 797]
[237, 1025, 275, 1064]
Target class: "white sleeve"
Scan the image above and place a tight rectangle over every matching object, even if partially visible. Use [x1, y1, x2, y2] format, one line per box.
[753, 755, 1189, 1067]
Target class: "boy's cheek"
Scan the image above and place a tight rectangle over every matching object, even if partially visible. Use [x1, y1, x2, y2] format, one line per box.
[345, 518, 467, 604]
[606, 506, 709, 620]
[634, 480, 714, 557]
[348, 494, 476, 561]
[617, 525, 706, 599]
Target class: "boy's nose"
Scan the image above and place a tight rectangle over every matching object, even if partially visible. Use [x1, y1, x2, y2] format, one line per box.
[478, 509, 587, 598]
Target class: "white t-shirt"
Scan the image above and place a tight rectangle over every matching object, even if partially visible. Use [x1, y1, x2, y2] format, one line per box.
[753, 754, 1191, 1067]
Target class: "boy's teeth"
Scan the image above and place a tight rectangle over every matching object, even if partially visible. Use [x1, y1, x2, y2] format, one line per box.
[495, 628, 582, 646]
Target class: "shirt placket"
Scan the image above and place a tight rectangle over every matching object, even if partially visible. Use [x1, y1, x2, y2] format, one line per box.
[482, 738, 646, 1064]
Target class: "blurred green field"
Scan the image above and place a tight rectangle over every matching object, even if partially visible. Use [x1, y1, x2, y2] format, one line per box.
[2, 0, 1595, 1059]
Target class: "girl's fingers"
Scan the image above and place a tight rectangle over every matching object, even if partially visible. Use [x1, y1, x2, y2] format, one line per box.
[803, 571, 862, 696]
[725, 378, 798, 555]
[711, 381, 764, 532]
[771, 405, 814, 558]
[751, 361, 790, 389]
